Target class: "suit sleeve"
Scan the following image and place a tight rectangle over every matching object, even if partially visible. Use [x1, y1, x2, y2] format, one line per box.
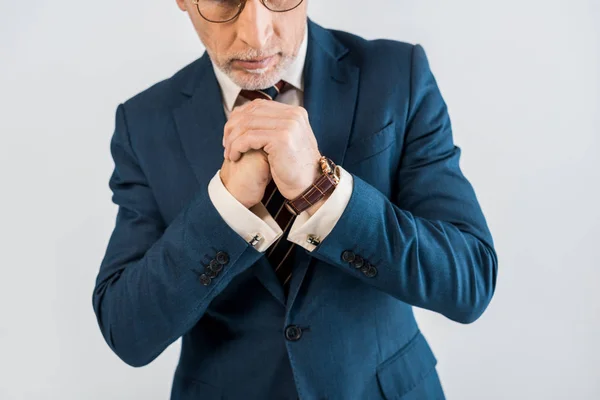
[308, 44, 498, 324]
[92, 103, 265, 367]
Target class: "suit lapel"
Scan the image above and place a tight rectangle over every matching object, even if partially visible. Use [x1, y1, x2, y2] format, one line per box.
[286, 20, 360, 310]
[172, 54, 227, 187]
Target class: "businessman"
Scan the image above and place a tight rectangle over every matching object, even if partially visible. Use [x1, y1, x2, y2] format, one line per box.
[92, 0, 498, 399]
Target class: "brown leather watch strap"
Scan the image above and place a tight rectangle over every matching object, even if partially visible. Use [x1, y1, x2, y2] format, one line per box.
[284, 164, 339, 216]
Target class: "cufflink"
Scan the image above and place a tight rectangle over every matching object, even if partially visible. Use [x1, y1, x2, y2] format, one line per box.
[307, 234, 321, 246]
[249, 233, 263, 247]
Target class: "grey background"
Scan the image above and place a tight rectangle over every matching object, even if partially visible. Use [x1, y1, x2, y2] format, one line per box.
[1, 0, 599, 399]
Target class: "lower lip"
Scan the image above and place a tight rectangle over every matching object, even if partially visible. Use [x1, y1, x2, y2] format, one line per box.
[233, 56, 275, 70]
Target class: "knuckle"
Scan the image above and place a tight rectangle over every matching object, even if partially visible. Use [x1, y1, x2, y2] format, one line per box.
[235, 120, 247, 133]
[223, 121, 233, 134]
[247, 100, 261, 112]
[287, 118, 301, 131]
[295, 107, 308, 120]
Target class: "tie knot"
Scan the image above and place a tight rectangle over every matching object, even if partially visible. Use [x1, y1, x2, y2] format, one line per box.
[239, 80, 286, 102]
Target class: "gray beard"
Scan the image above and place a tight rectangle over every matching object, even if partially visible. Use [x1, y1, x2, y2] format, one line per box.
[218, 54, 295, 91]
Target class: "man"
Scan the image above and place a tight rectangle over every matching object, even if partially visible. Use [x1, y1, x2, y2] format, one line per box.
[92, 0, 498, 398]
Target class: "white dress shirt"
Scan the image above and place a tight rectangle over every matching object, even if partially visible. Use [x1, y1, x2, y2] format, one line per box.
[207, 28, 354, 253]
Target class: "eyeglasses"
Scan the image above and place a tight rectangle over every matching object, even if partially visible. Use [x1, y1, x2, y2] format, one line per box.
[191, 0, 304, 23]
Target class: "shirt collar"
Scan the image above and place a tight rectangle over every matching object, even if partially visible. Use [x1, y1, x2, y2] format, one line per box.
[211, 26, 308, 113]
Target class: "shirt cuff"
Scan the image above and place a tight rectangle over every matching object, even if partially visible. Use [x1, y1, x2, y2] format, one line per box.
[208, 170, 283, 252]
[287, 166, 354, 252]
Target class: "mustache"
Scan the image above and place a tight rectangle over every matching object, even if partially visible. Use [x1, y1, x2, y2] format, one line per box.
[227, 50, 281, 62]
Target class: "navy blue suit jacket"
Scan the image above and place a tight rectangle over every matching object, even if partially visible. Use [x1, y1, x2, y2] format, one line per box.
[93, 19, 497, 400]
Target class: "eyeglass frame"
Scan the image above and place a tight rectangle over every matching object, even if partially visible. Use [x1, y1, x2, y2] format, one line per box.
[191, 0, 305, 24]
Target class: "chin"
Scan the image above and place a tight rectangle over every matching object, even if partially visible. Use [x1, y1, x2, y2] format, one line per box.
[223, 54, 293, 91]
[229, 69, 281, 91]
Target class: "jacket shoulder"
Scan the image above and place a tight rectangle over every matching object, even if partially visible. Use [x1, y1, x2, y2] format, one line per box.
[329, 28, 416, 70]
[121, 56, 202, 111]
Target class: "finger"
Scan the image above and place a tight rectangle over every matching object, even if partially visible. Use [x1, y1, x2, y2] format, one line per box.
[224, 101, 305, 147]
[224, 101, 257, 144]
[224, 101, 263, 145]
[228, 130, 275, 162]
[224, 116, 293, 151]
[243, 101, 308, 122]
[228, 99, 261, 123]
[232, 97, 260, 113]
[230, 99, 296, 122]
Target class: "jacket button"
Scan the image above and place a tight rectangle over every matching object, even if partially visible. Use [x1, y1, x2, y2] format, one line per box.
[209, 259, 223, 273]
[366, 265, 378, 278]
[199, 274, 212, 286]
[206, 267, 218, 279]
[341, 250, 355, 263]
[362, 264, 378, 278]
[285, 325, 303, 341]
[352, 255, 365, 269]
[216, 251, 229, 265]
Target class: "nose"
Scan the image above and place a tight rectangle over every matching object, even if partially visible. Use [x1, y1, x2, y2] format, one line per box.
[236, 0, 273, 50]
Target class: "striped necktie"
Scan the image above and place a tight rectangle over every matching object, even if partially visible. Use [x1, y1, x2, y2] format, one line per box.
[239, 81, 296, 297]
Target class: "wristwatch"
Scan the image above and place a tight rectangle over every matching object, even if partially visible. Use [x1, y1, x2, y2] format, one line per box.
[284, 156, 340, 216]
